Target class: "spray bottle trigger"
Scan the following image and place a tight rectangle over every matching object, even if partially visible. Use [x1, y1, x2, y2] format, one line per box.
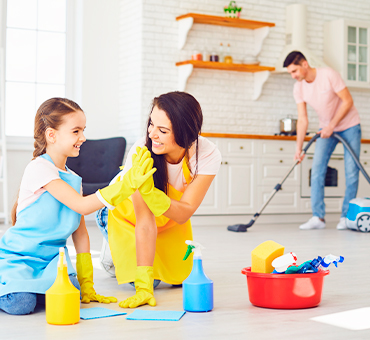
[183, 245, 195, 261]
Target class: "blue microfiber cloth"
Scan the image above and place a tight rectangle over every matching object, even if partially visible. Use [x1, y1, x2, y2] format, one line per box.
[80, 307, 127, 320]
[126, 310, 186, 321]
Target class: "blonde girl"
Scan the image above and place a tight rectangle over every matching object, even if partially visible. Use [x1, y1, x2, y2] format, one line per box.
[0, 98, 154, 315]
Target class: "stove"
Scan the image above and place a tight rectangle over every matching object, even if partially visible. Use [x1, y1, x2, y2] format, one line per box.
[275, 131, 297, 136]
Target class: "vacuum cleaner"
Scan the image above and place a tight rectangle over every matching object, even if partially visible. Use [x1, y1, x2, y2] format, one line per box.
[227, 133, 370, 232]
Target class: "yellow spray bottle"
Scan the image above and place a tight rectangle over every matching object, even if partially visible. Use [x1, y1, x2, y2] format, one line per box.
[46, 247, 80, 325]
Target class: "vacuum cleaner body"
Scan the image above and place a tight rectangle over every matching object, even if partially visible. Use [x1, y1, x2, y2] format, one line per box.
[346, 197, 370, 232]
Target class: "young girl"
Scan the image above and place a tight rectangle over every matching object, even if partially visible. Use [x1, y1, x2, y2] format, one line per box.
[97, 91, 222, 308]
[0, 98, 156, 315]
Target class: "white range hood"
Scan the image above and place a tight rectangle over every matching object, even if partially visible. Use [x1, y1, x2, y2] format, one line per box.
[274, 3, 327, 73]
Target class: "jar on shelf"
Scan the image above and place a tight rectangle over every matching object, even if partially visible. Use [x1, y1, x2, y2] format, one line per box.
[191, 51, 203, 61]
[203, 51, 210, 62]
[210, 53, 219, 62]
[224, 44, 233, 64]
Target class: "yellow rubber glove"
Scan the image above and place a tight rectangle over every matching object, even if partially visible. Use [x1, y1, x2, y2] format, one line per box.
[119, 266, 156, 308]
[98, 146, 156, 208]
[138, 170, 171, 217]
[76, 253, 117, 304]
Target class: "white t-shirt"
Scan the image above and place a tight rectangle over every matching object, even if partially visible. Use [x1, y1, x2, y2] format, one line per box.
[111, 136, 222, 192]
[17, 157, 81, 215]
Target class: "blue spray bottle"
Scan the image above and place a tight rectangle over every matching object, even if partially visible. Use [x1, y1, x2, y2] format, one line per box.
[183, 240, 213, 312]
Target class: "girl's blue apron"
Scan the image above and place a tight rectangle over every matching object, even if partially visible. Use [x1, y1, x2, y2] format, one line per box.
[0, 154, 81, 297]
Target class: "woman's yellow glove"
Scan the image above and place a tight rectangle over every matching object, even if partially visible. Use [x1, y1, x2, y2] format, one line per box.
[138, 172, 171, 217]
[97, 146, 156, 209]
[119, 266, 156, 308]
[76, 253, 117, 304]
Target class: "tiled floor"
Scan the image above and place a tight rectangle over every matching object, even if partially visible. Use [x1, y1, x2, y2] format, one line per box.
[1, 219, 370, 340]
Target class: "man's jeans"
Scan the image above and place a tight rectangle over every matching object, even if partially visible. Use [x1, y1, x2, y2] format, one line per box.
[311, 124, 361, 218]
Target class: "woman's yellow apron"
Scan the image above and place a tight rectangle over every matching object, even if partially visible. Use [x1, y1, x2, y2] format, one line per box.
[108, 160, 193, 285]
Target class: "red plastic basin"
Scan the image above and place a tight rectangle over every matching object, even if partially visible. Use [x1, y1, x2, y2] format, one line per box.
[241, 267, 330, 309]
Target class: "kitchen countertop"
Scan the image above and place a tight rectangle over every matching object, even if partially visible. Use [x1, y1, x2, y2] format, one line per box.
[201, 132, 370, 144]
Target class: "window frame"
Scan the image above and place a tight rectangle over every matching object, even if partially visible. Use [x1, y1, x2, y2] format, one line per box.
[0, 0, 82, 147]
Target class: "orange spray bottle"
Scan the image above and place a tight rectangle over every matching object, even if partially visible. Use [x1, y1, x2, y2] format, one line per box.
[46, 247, 80, 325]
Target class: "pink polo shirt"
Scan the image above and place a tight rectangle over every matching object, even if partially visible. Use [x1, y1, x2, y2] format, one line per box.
[293, 67, 360, 132]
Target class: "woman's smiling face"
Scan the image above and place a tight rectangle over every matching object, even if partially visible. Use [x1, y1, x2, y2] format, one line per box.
[148, 106, 185, 164]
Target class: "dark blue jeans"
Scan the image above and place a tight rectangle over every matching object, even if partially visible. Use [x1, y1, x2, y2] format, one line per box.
[311, 124, 361, 218]
[0, 275, 80, 315]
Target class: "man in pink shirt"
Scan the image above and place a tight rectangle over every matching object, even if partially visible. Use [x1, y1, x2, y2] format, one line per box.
[284, 51, 361, 230]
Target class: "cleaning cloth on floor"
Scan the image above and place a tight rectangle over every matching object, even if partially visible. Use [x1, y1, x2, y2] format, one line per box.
[126, 310, 186, 321]
[80, 307, 127, 320]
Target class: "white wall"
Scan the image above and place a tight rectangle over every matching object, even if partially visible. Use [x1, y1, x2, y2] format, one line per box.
[80, 0, 120, 139]
[118, 0, 370, 140]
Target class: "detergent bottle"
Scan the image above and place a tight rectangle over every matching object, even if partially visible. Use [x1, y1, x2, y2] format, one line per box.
[182, 240, 213, 312]
[45, 247, 80, 325]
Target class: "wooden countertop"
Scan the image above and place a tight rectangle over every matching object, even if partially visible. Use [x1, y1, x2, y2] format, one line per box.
[201, 132, 370, 144]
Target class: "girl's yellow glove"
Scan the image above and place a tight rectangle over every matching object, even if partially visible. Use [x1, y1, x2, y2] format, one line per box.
[76, 253, 117, 304]
[98, 146, 156, 208]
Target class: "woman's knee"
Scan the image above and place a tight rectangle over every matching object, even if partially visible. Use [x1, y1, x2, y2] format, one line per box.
[1, 293, 37, 315]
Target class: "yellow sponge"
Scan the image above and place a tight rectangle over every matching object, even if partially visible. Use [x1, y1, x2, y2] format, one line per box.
[251, 240, 284, 273]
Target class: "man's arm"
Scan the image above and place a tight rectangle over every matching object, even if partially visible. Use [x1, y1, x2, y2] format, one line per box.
[319, 87, 354, 138]
[294, 102, 309, 163]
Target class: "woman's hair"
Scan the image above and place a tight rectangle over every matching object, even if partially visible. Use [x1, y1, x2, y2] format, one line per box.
[11, 98, 83, 225]
[145, 91, 203, 193]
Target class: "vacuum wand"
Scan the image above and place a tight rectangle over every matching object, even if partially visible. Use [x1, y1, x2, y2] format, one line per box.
[227, 134, 320, 232]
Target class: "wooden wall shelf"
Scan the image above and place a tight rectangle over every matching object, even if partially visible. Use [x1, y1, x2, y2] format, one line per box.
[176, 13, 275, 30]
[176, 60, 275, 73]
[176, 13, 275, 100]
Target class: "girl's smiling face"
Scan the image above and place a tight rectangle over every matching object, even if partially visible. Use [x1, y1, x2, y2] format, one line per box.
[148, 106, 185, 164]
[52, 110, 86, 158]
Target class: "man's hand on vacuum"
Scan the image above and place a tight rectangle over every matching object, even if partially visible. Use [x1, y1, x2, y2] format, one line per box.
[318, 125, 334, 139]
[294, 148, 305, 164]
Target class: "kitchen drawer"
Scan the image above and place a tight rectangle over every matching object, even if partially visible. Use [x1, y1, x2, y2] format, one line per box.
[259, 140, 296, 156]
[256, 186, 299, 213]
[360, 144, 370, 159]
[224, 138, 255, 157]
[257, 156, 299, 187]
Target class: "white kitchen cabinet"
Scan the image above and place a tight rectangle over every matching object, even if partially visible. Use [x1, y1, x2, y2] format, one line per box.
[195, 137, 370, 216]
[257, 140, 299, 188]
[324, 19, 370, 89]
[194, 138, 255, 215]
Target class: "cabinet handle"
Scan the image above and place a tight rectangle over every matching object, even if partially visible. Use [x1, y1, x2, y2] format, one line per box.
[280, 148, 283, 151]
[225, 161, 228, 165]
[240, 146, 244, 150]
[280, 160, 283, 163]
[365, 150, 368, 154]
[365, 162, 368, 165]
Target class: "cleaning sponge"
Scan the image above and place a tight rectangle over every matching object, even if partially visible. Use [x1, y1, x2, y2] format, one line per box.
[251, 240, 284, 273]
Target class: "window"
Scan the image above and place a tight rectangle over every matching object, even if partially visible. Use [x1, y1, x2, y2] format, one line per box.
[5, 0, 67, 136]
[347, 26, 368, 83]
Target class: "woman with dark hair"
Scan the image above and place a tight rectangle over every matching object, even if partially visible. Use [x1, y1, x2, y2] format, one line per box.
[97, 91, 222, 308]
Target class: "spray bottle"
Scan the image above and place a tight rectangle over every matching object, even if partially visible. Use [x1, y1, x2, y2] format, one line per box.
[182, 240, 213, 312]
[45, 247, 80, 325]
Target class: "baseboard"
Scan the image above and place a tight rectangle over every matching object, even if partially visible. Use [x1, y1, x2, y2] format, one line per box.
[190, 213, 341, 227]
